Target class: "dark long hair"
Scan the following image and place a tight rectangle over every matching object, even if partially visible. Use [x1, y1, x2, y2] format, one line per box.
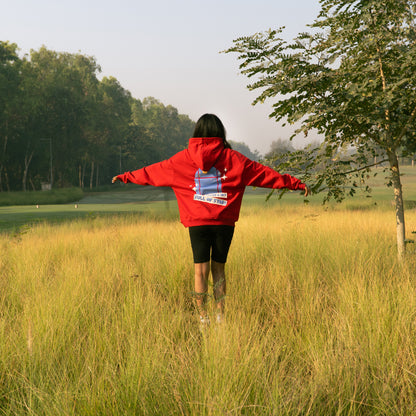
[192, 114, 232, 149]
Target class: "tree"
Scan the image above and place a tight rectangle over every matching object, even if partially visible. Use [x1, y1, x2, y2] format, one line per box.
[264, 138, 296, 165]
[228, 140, 260, 160]
[20, 47, 102, 189]
[141, 97, 193, 158]
[0, 41, 21, 191]
[1, 42, 195, 191]
[86, 76, 131, 188]
[225, 0, 416, 260]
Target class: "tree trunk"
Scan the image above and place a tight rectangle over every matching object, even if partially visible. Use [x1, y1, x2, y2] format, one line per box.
[4, 171, 10, 192]
[79, 165, 82, 188]
[0, 124, 8, 192]
[80, 162, 86, 189]
[90, 161, 94, 190]
[387, 150, 406, 261]
[22, 151, 34, 192]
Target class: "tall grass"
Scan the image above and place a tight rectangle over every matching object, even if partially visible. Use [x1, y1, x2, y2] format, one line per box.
[1, 204, 416, 415]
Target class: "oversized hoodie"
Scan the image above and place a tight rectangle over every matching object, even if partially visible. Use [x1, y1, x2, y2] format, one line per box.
[115, 137, 306, 227]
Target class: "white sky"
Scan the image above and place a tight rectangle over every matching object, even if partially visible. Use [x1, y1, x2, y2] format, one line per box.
[2, 0, 322, 154]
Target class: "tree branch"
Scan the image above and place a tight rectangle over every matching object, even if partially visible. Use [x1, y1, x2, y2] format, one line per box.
[370, 7, 391, 130]
[397, 104, 416, 143]
[336, 158, 389, 176]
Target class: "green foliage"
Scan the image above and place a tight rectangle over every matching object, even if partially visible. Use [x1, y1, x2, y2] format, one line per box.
[224, 0, 416, 202]
[264, 142, 391, 203]
[0, 41, 22, 191]
[228, 140, 260, 160]
[124, 97, 194, 170]
[263, 138, 297, 168]
[0, 44, 195, 192]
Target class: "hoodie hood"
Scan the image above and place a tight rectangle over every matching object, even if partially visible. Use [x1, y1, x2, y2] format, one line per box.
[187, 137, 224, 172]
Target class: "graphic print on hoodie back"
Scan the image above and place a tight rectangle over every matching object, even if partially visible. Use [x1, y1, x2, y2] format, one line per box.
[193, 167, 227, 206]
[115, 136, 305, 227]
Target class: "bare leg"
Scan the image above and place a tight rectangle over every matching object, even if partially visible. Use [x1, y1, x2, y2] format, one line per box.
[194, 262, 210, 318]
[211, 260, 226, 319]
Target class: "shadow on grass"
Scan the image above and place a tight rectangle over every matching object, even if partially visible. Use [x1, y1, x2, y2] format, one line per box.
[0, 186, 179, 234]
[0, 202, 179, 235]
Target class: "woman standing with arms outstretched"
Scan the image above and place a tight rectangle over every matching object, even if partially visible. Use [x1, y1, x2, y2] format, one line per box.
[113, 114, 310, 326]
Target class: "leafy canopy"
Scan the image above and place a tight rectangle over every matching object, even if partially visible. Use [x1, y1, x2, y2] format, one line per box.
[225, 0, 416, 201]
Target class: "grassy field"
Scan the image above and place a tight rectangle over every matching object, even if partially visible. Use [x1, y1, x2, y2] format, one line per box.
[0, 188, 84, 207]
[0, 167, 416, 415]
[0, 186, 177, 233]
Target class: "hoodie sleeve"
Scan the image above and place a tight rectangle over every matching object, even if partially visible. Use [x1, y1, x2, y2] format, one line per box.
[242, 158, 306, 191]
[116, 158, 175, 187]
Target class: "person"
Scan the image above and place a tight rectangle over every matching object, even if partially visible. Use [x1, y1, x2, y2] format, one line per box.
[112, 114, 310, 326]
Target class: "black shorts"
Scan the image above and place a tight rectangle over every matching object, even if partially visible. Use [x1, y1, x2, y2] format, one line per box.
[188, 225, 235, 264]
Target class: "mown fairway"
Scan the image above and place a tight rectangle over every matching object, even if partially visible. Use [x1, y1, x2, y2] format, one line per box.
[0, 168, 416, 415]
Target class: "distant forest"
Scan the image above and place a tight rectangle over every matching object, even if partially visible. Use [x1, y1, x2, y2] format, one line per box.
[0, 41, 198, 192]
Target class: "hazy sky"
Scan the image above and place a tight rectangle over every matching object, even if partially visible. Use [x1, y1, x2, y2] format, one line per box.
[2, 0, 322, 154]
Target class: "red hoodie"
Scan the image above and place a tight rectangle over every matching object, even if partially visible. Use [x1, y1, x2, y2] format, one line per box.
[116, 137, 306, 227]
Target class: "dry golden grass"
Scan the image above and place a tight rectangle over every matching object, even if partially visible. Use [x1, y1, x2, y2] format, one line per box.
[1, 204, 416, 415]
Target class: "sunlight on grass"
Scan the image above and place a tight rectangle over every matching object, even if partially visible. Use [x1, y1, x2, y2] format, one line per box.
[1, 203, 416, 414]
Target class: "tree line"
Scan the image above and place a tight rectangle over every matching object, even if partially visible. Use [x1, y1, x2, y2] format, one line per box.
[0, 41, 195, 192]
[225, 0, 416, 260]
